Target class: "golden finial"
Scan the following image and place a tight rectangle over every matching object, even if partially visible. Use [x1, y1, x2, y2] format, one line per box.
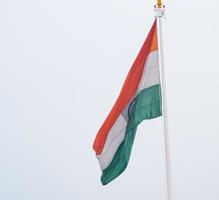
[157, 0, 163, 8]
[154, 0, 165, 17]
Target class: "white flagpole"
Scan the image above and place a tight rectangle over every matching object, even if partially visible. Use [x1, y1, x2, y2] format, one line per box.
[154, 1, 173, 200]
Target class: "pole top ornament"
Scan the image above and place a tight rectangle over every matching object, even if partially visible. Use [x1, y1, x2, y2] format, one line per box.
[157, 0, 163, 8]
[154, 0, 165, 17]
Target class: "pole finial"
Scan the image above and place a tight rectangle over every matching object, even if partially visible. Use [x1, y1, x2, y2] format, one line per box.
[154, 0, 165, 17]
[157, 0, 163, 8]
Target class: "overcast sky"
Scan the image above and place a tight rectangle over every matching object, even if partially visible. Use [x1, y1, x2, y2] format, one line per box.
[0, 0, 219, 200]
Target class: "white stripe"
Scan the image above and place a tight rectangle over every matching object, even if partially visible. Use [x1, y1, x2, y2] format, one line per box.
[96, 51, 160, 171]
[138, 50, 160, 93]
[97, 115, 127, 171]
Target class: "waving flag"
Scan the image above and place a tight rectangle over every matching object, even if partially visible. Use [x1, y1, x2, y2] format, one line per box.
[93, 19, 162, 185]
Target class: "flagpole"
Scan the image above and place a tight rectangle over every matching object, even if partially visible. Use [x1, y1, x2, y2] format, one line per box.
[154, 1, 173, 200]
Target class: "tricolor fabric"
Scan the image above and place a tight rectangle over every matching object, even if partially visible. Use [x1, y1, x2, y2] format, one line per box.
[93, 19, 162, 185]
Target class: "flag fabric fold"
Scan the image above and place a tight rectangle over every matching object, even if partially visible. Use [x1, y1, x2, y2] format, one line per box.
[93, 19, 162, 185]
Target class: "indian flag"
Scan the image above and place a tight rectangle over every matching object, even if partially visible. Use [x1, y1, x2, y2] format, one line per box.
[93, 20, 162, 185]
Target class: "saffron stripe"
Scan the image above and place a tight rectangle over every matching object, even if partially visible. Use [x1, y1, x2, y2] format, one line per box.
[93, 20, 158, 155]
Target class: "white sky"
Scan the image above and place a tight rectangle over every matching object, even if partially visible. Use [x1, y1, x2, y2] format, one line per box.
[0, 0, 219, 200]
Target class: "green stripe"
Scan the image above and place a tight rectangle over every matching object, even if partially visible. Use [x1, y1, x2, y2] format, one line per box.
[101, 84, 162, 185]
